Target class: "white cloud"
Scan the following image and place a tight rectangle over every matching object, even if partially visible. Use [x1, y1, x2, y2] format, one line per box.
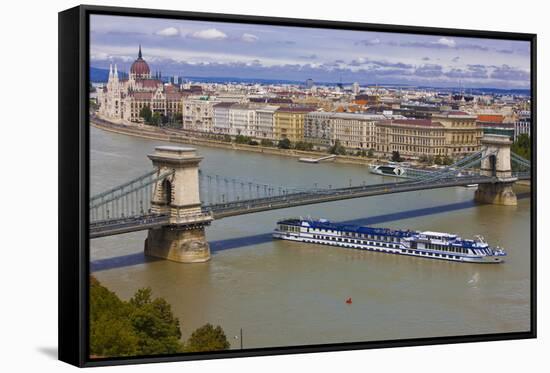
[91, 51, 109, 61]
[155, 27, 179, 37]
[436, 37, 456, 48]
[191, 28, 227, 40]
[241, 33, 259, 43]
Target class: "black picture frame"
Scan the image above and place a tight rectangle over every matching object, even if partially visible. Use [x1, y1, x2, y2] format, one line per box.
[58, 4, 537, 367]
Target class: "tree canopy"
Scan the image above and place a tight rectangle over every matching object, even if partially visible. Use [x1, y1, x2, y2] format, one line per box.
[90, 277, 231, 358]
[139, 106, 152, 124]
[391, 151, 403, 162]
[328, 140, 346, 155]
[278, 138, 292, 149]
[512, 133, 531, 160]
[294, 141, 314, 151]
[184, 323, 231, 353]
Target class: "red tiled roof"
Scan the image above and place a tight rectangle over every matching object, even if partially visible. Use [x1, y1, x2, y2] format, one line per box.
[166, 92, 183, 100]
[138, 79, 162, 88]
[130, 57, 150, 76]
[477, 114, 504, 123]
[164, 84, 178, 92]
[129, 92, 153, 100]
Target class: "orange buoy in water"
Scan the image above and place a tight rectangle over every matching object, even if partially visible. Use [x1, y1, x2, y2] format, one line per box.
[345, 297, 352, 304]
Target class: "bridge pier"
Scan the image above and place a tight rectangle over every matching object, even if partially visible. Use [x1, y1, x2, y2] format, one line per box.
[145, 224, 211, 263]
[474, 135, 517, 206]
[474, 182, 517, 206]
[144, 146, 213, 263]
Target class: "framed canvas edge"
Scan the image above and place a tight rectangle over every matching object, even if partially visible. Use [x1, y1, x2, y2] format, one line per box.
[58, 4, 537, 368]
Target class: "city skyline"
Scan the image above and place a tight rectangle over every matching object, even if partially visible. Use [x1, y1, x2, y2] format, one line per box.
[91, 15, 531, 89]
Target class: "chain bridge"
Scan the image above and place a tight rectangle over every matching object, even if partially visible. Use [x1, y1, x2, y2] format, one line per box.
[89, 134, 531, 263]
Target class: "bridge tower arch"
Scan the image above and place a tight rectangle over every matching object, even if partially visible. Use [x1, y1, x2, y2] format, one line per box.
[474, 134, 517, 206]
[144, 146, 213, 263]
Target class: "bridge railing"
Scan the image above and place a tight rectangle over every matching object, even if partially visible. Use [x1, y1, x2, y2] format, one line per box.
[511, 152, 531, 168]
[90, 168, 174, 223]
[198, 171, 311, 206]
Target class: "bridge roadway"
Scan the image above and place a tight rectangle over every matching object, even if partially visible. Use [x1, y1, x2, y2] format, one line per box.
[89, 174, 528, 239]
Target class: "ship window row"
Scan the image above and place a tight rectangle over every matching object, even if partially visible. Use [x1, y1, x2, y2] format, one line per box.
[278, 224, 300, 233]
[405, 249, 461, 259]
[312, 229, 399, 242]
[425, 243, 469, 254]
[312, 235, 399, 248]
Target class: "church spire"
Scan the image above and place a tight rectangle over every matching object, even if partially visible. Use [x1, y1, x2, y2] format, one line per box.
[138, 44, 142, 59]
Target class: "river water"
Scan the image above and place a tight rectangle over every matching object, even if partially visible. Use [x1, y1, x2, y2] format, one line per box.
[90, 126, 531, 349]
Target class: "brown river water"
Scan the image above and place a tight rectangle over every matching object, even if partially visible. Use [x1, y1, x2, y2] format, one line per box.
[90, 125, 531, 349]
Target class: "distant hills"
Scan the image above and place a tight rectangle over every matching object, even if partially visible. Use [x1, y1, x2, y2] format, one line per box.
[90, 67, 128, 82]
[89, 66, 530, 96]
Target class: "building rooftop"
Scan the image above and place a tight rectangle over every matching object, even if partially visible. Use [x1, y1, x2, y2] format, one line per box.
[276, 106, 316, 113]
[434, 110, 476, 118]
[393, 119, 442, 127]
[477, 114, 505, 123]
[212, 102, 236, 109]
[330, 112, 387, 120]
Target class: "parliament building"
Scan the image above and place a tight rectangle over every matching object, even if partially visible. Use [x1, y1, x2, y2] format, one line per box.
[97, 46, 183, 122]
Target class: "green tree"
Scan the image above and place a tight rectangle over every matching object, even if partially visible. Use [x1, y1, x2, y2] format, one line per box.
[128, 288, 183, 355]
[442, 155, 454, 166]
[391, 151, 403, 162]
[174, 113, 183, 125]
[294, 141, 314, 151]
[260, 139, 274, 147]
[89, 99, 99, 112]
[511, 133, 531, 160]
[278, 138, 292, 149]
[89, 277, 184, 358]
[139, 106, 152, 123]
[151, 112, 162, 126]
[89, 277, 140, 357]
[235, 134, 252, 144]
[222, 134, 232, 143]
[328, 140, 346, 155]
[367, 148, 374, 158]
[185, 323, 230, 353]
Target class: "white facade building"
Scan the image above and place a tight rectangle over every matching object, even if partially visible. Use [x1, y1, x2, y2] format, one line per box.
[212, 102, 235, 134]
[254, 105, 279, 140]
[304, 112, 334, 149]
[182, 97, 215, 132]
[229, 104, 256, 136]
[514, 110, 531, 140]
[352, 82, 360, 95]
[330, 113, 384, 150]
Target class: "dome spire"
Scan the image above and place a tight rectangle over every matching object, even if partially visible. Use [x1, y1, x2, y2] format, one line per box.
[138, 44, 142, 59]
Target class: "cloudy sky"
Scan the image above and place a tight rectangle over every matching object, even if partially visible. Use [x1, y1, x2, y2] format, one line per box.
[90, 15, 531, 89]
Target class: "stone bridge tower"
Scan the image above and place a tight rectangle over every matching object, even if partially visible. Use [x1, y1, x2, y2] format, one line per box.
[144, 146, 213, 263]
[474, 134, 517, 206]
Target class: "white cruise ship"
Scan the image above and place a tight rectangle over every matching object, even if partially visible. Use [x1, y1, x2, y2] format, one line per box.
[273, 218, 507, 264]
